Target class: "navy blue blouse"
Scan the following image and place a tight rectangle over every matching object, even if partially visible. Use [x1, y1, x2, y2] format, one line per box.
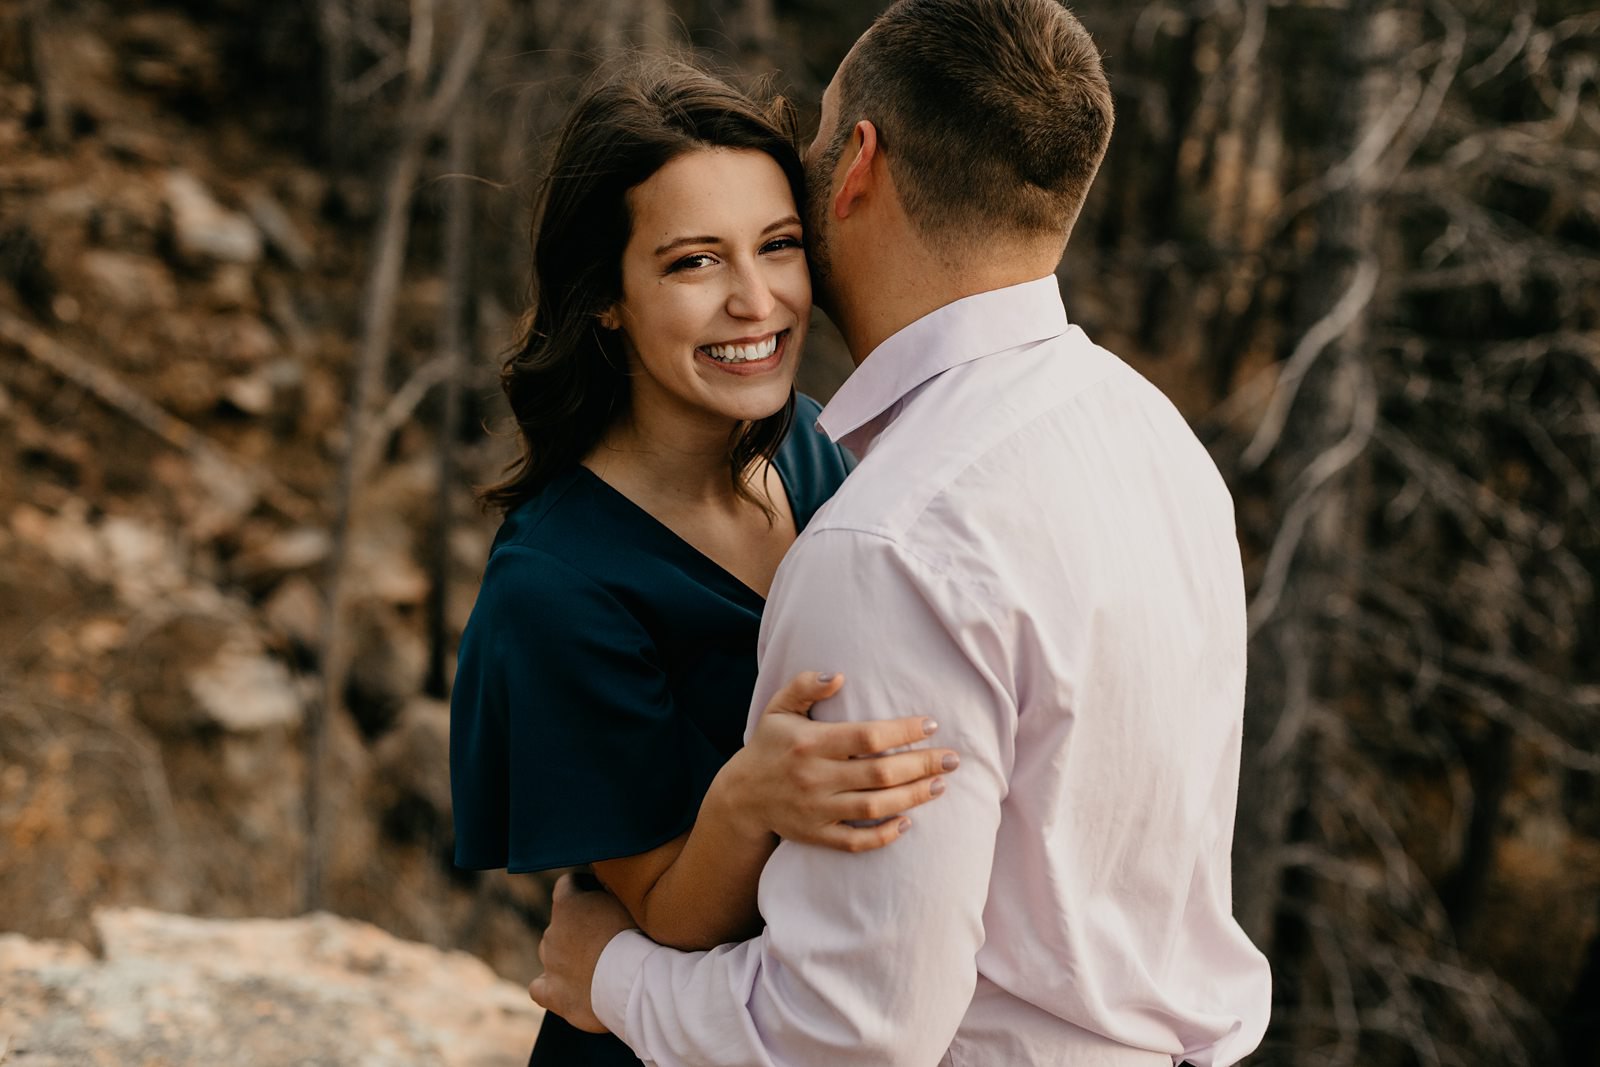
[450, 395, 851, 1066]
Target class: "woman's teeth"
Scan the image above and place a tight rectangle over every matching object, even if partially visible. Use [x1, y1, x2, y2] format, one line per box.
[702, 334, 780, 363]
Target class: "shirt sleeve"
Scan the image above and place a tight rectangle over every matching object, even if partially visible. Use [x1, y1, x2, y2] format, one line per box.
[450, 545, 719, 873]
[590, 529, 1014, 1065]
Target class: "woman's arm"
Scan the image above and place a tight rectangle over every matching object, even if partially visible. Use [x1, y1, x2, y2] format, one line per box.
[590, 672, 958, 950]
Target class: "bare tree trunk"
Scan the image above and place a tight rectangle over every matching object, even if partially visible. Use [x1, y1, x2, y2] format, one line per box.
[305, 0, 488, 911]
[314, 1, 350, 166]
[1233, 0, 1397, 957]
[22, 0, 70, 149]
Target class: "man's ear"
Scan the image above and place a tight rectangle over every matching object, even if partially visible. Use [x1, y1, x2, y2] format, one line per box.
[832, 119, 880, 221]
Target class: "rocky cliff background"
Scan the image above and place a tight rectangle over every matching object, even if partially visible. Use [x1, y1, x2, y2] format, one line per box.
[1, 1, 1597, 1065]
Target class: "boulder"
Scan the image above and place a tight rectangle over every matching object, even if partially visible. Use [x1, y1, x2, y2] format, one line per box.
[98, 512, 192, 604]
[0, 908, 543, 1067]
[220, 371, 275, 415]
[349, 514, 431, 608]
[245, 187, 314, 270]
[182, 447, 265, 541]
[186, 638, 303, 732]
[163, 170, 262, 267]
[231, 524, 332, 587]
[8, 503, 213, 608]
[261, 573, 323, 652]
[78, 249, 177, 311]
[10, 499, 108, 584]
[120, 615, 225, 734]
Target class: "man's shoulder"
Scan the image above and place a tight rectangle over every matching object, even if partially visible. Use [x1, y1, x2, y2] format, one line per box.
[805, 329, 1120, 533]
[804, 327, 1232, 565]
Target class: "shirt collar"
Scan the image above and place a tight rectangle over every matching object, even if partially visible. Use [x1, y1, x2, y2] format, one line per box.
[816, 275, 1070, 454]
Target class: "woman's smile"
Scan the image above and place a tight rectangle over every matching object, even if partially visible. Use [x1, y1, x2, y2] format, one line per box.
[697, 329, 790, 374]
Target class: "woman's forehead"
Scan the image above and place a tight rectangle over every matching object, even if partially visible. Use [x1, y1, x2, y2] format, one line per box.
[627, 149, 798, 245]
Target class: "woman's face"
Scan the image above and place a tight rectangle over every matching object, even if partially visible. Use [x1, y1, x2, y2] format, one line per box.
[607, 148, 810, 434]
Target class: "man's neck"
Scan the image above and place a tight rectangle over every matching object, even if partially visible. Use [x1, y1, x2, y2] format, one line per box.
[832, 248, 1064, 366]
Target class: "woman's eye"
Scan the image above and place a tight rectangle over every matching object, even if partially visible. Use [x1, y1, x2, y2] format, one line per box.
[667, 253, 717, 273]
[762, 236, 803, 254]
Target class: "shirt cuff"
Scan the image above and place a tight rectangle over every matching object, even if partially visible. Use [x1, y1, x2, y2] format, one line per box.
[591, 929, 656, 1041]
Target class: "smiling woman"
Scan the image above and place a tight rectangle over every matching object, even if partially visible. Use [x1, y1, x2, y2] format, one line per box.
[450, 59, 961, 1067]
[596, 147, 810, 540]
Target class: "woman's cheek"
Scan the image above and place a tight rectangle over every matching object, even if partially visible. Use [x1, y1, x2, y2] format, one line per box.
[779, 257, 812, 309]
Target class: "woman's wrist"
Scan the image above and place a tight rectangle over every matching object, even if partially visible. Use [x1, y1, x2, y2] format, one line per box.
[706, 753, 776, 844]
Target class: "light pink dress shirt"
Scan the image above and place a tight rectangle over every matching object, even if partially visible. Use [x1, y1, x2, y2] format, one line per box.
[591, 276, 1272, 1066]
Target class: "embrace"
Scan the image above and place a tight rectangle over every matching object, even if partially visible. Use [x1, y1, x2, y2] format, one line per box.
[449, 0, 1273, 1064]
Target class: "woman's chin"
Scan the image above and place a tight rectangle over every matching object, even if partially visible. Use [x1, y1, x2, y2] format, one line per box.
[716, 380, 799, 423]
[698, 362, 801, 422]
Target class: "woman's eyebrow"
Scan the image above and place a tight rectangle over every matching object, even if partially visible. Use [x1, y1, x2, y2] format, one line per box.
[653, 215, 803, 257]
[654, 234, 718, 256]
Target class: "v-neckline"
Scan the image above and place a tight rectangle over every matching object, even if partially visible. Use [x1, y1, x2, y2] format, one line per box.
[573, 456, 800, 605]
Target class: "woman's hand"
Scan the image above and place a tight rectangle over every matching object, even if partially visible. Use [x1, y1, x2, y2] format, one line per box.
[711, 672, 960, 852]
[589, 674, 955, 949]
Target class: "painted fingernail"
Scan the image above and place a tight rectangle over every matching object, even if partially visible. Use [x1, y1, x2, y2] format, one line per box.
[897, 817, 912, 833]
[930, 778, 946, 796]
[922, 718, 939, 735]
[941, 753, 960, 771]
[818, 672, 836, 683]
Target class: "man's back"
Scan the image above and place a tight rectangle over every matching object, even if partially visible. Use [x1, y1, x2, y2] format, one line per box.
[763, 278, 1271, 1064]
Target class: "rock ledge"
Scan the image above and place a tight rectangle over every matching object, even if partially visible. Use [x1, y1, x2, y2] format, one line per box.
[0, 908, 543, 1066]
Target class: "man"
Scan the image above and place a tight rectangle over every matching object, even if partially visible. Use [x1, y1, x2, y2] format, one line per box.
[530, 1, 1272, 1063]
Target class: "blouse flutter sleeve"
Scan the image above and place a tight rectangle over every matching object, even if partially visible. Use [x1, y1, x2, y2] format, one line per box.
[450, 545, 714, 873]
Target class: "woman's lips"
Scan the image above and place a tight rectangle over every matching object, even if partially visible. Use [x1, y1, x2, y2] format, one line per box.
[697, 329, 789, 376]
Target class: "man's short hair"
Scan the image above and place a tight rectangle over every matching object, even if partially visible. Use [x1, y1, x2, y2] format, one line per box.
[830, 0, 1114, 248]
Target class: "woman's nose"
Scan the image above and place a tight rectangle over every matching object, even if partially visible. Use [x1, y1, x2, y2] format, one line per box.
[726, 263, 777, 321]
